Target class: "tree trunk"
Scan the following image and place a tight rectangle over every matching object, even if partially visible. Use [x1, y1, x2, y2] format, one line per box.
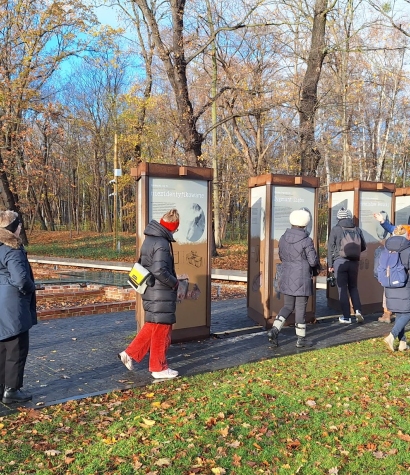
[298, 0, 331, 176]
[133, 0, 203, 166]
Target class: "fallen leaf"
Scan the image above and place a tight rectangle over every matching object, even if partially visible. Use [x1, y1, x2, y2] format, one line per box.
[211, 468, 226, 475]
[398, 431, 410, 442]
[44, 450, 61, 456]
[220, 427, 229, 437]
[226, 440, 241, 448]
[142, 418, 155, 426]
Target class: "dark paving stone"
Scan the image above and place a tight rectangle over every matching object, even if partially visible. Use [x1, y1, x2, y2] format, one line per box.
[1, 290, 401, 418]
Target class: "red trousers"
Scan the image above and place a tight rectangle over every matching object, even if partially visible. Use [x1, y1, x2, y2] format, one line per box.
[125, 322, 172, 372]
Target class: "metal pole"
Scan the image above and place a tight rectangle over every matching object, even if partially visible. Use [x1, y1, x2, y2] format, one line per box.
[113, 132, 118, 250]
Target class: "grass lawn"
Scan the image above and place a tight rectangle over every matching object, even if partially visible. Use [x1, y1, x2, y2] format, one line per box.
[25, 231, 249, 270]
[0, 337, 409, 475]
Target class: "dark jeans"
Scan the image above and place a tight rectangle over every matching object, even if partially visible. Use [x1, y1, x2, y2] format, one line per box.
[391, 313, 410, 341]
[278, 294, 309, 325]
[0, 330, 29, 389]
[333, 258, 362, 319]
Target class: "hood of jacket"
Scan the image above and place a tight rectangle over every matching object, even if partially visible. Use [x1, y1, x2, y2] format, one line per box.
[0, 228, 22, 249]
[385, 235, 410, 253]
[283, 227, 309, 244]
[144, 220, 175, 242]
[337, 218, 355, 228]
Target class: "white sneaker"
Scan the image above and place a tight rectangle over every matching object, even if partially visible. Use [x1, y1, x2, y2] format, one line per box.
[355, 310, 364, 323]
[151, 368, 178, 379]
[339, 317, 352, 324]
[398, 341, 409, 351]
[118, 351, 134, 371]
[384, 333, 395, 352]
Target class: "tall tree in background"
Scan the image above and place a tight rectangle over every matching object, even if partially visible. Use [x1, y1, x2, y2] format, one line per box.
[298, 0, 336, 176]
[0, 0, 96, 243]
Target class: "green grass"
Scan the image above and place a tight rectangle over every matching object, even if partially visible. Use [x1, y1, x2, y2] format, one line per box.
[1, 336, 409, 474]
[26, 234, 137, 262]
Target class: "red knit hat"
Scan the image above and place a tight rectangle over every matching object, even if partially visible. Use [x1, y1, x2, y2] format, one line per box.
[160, 218, 179, 232]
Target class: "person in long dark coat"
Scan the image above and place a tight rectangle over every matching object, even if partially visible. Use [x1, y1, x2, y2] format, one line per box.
[0, 210, 37, 404]
[267, 209, 320, 348]
[118, 209, 180, 379]
[381, 225, 410, 352]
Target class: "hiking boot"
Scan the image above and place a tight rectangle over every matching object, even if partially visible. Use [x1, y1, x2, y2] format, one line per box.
[2, 388, 32, 404]
[118, 351, 134, 371]
[383, 333, 395, 352]
[339, 317, 352, 324]
[378, 312, 392, 323]
[398, 341, 409, 351]
[355, 310, 364, 324]
[296, 337, 312, 348]
[267, 327, 279, 346]
[151, 368, 178, 379]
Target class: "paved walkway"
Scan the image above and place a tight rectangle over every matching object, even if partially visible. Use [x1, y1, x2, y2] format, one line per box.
[1, 286, 402, 417]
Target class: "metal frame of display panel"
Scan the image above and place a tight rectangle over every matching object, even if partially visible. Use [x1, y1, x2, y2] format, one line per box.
[131, 163, 213, 342]
[328, 180, 395, 315]
[248, 174, 320, 328]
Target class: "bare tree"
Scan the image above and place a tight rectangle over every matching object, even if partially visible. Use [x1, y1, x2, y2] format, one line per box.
[298, 0, 337, 176]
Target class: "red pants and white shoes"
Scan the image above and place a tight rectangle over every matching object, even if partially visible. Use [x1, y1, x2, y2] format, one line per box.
[118, 322, 178, 379]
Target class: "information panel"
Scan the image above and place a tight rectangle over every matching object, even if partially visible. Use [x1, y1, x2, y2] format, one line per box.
[249, 186, 267, 316]
[330, 191, 354, 228]
[148, 177, 208, 331]
[395, 196, 410, 226]
[328, 182, 395, 315]
[270, 186, 317, 321]
[250, 186, 266, 240]
[271, 187, 315, 240]
[149, 178, 207, 245]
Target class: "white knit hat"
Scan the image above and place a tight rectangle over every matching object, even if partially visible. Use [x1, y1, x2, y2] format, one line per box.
[337, 208, 352, 220]
[289, 209, 310, 227]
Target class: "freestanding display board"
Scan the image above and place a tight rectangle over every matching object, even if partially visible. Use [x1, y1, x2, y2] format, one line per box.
[131, 163, 213, 342]
[248, 174, 320, 328]
[328, 180, 395, 314]
[395, 188, 410, 225]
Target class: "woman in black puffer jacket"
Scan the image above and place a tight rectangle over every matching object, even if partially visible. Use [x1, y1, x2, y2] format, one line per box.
[267, 209, 320, 348]
[118, 209, 180, 379]
[0, 210, 36, 404]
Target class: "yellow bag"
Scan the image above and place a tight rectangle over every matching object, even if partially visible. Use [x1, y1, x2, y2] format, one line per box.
[128, 262, 153, 294]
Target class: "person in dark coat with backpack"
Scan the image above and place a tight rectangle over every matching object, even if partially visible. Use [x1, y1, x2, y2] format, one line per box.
[267, 209, 320, 348]
[377, 225, 410, 351]
[0, 210, 37, 404]
[328, 208, 366, 324]
[118, 209, 180, 379]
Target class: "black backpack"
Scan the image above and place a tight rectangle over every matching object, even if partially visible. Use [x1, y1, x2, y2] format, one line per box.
[339, 226, 362, 260]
